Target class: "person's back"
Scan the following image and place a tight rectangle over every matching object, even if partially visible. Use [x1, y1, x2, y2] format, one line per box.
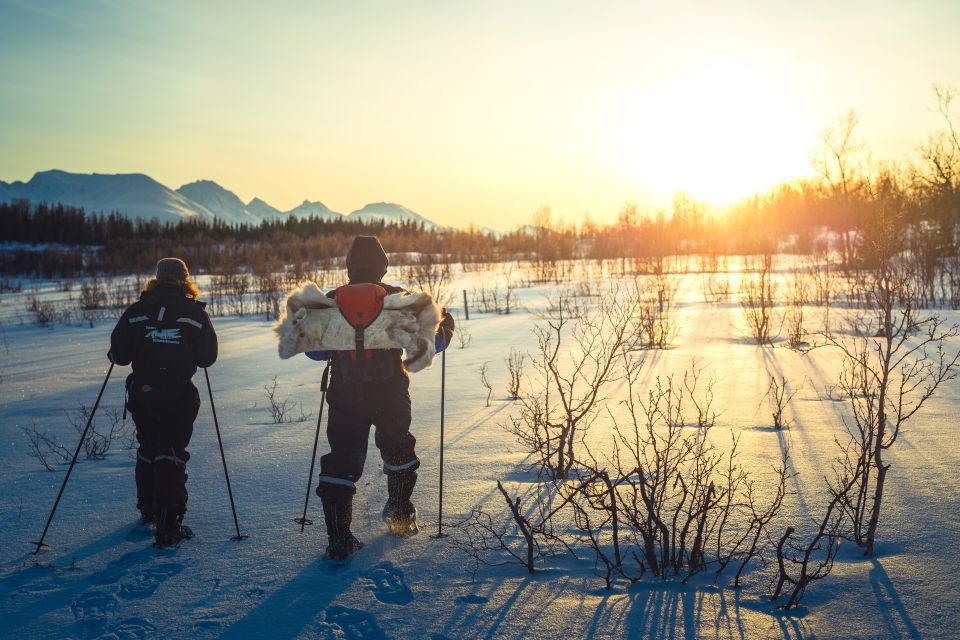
[306, 236, 453, 560]
[110, 258, 217, 546]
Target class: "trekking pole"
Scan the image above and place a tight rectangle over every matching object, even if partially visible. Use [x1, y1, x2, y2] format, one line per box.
[295, 361, 331, 532]
[433, 348, 448, 538]
[204, 368, 248, 541]
[32, 363, 115, 554]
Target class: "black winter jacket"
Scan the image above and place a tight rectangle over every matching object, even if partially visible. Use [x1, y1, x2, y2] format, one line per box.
[110, 283, 218, 380]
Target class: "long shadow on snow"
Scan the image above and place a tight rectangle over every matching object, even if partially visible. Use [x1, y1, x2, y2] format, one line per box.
[588, 582, 815, 640]
[869, 558, 921, 640]
[437, 573, 571, 640]
[0, 523, 153, 635]
[219, 550, 381, 640]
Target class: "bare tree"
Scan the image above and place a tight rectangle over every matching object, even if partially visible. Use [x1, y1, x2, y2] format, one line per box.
[505, 289, 638, 479]
[824, 212, 960, 555]
[740, 255, 778, 345]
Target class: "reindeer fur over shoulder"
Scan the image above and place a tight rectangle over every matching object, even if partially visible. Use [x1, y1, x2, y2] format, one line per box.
[274, 282, 441, 373]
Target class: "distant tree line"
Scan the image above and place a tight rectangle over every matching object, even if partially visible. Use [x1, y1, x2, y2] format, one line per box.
[2, 87, 958, 278]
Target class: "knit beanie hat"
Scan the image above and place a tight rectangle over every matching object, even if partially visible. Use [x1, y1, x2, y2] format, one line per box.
[346, 236, 388, 283]
[156, 257, 189, 282]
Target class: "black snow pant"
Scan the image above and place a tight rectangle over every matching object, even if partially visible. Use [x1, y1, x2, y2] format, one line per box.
[315, 373, 419, 508]
[126, 374, 200, 519]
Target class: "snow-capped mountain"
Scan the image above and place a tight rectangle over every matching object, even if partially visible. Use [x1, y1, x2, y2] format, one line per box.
[0, 170, 442, 229]
[284, 200, 341, 221]
[346, 202, 437, 229]
[176, 180, 261, 225]
[246, 197, 283, 219]
[0, 170, 217, 224]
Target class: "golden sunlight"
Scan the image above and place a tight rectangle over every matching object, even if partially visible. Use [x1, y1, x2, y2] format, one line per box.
[621, 60, 817, 205]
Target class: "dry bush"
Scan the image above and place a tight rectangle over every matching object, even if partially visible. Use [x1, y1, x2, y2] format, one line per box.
[740, 254, 778, 345]
[22, 421, 71, 470]
[762, 375, 797, 430]
[478, 362, 492, 407]
[66, 405, 128, 459]
[505, 287, 638, 480]
[404, 252, 453, 307]
[504, 348, 525, 400]
[263, 377, 296, 424]
[632, 274, 678, 349]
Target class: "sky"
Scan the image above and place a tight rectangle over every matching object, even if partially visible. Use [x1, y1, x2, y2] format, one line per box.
[1, 0, 958, 229]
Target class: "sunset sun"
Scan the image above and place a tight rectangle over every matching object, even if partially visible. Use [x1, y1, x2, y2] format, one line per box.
[620, 60, 816, 205]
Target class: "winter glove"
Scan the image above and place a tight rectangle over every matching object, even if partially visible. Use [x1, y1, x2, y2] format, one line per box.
[436, 310, 455, 353]
[107, 350, 115, 364]
[305, 350, 331, 361]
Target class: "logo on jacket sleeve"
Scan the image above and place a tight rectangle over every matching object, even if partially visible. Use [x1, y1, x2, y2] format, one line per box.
[145, 326, 182, 344]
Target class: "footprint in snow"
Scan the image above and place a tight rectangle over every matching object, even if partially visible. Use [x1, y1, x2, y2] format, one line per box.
[71, 589, 119, 620]
[70, 589, 118, 639]
[322, 606, 389, 640]
[455, 594, 489, 605]
[98, 616, 157, 640]
[362, 562, 413, 605]
[117, 563, 184, 599]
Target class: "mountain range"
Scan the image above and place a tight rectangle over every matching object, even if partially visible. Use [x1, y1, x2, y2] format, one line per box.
[0, 170, 440, 229]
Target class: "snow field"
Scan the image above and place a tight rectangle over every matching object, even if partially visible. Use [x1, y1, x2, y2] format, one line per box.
[0, 259, 958, 639]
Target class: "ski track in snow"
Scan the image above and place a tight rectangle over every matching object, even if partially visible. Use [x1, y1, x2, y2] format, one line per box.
[1, 265, 958, 639]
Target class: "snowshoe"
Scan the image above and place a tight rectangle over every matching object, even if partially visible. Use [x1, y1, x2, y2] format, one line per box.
[153, 524, 193, 548]
[382, 501, 419, 537]
[324, 534, 364, 563]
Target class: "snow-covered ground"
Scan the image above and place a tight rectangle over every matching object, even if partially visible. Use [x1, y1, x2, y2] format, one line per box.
[1, 261, 958, 639]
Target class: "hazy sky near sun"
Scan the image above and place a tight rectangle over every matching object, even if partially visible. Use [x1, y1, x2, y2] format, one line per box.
[1, 0, 958, 229]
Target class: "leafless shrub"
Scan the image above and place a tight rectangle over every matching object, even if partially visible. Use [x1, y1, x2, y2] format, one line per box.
[632, 274, 678, 349]
[506, 289, 638, 479]
[79, 278, 107, 311]
[604, 364, 791, 584]
[451, 479, 575, 574]
[702, 273, 732, 304]
[22, 421, 71, 470]
[255, 270, 283, 320]
[762, 375, 797, 430]
[505, 348, 525, 400]
[404, 253, 453, 308]
[740, 254, 777, 345]
[478, 363, 492, 407]
[106, 277, 139, 311]
[226, 273, 251, 316]
[263, 377, 296, 424]
[454, 323, 472, 349]
[819, 213, 960, 555]
[27, 294, 56, 325]
[771, 466, 856, 609]
[66, 406, 128, 459]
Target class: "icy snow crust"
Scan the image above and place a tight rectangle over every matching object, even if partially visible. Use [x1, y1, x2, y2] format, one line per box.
[0, 260, 958, 639]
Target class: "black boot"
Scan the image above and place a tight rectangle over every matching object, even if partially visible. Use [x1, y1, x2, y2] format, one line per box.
[383, 470, 419, 536]
[322, 497, 363, 561]
[154, 508, 189, 547]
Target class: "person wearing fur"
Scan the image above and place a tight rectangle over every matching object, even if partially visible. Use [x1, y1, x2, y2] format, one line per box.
[302, 236, 454, 561]
[109, 258, 218, 547]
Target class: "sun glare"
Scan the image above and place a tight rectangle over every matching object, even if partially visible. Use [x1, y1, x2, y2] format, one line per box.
[621, 60, 816, 206]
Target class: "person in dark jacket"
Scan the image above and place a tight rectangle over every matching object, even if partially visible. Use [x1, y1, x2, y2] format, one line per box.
[306, 236, 454, 560]
[109, 258, 218, 546]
